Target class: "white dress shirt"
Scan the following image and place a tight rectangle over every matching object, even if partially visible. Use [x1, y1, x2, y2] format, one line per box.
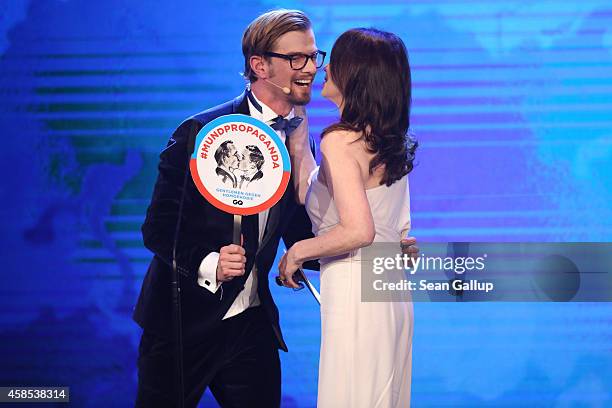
[197, 90, 293, 319]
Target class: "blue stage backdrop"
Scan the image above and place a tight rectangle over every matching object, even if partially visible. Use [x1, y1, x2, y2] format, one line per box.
[1, 1, 611, 406]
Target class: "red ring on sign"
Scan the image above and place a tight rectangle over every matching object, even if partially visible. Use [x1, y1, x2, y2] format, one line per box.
[190, 159, 290, 215]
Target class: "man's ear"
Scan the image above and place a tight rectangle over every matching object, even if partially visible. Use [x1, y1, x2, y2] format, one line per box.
[250, 55, 269, 80]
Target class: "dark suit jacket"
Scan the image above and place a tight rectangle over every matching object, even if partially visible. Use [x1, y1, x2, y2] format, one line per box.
[215, 166, 238, 188]
[133, 92, 317, 351]
[249, 170, 264, 182]
[239, 170, 264, 189]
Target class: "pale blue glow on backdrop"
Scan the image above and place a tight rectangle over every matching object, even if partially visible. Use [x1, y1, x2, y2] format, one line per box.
[0, 0, 611, 406]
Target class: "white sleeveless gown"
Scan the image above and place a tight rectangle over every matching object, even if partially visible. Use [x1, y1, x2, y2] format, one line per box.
[305, 167, 414, 408]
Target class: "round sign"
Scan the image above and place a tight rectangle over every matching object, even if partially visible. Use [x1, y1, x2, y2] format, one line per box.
[190, 114, 291, 215]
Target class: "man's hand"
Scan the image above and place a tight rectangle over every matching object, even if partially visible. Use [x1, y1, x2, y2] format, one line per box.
[216, 244, 246, 283]
[401, 236, 419, 266]
[288, 106, 309, 147]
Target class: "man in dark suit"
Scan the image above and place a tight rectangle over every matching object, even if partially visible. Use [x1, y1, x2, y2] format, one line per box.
[214, 140, 240, 188]
[134, 9, 323, 408]
[133, 8, 419, 408]
[237, 145, 264, 189]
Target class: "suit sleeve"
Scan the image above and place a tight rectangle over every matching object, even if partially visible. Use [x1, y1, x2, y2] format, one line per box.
[141, 118, 220, 280]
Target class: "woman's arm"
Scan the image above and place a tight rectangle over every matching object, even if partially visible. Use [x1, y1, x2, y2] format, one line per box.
[279, 130, 375, 287]
[288, 106, 317, 204]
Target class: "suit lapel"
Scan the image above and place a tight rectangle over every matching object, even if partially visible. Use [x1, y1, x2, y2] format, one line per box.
[233, 91, 249, 115]
[258, 200, 281, 253]
[258, 180, 295, 253]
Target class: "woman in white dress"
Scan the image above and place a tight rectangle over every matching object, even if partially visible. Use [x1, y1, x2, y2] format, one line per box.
[278, 28, 418, 407]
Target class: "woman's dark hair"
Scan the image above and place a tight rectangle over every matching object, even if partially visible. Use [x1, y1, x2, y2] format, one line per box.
[322, 28, 417, 186]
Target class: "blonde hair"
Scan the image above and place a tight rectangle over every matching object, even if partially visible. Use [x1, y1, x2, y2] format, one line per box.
[242, 9, 311, 82]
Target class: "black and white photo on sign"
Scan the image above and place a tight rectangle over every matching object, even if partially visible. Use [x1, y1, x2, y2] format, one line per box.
[214, 140, 265, 190]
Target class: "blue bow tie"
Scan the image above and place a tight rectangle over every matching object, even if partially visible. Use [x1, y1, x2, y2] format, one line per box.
[270, 116, 303, 136]
[246, 89, 303, 136]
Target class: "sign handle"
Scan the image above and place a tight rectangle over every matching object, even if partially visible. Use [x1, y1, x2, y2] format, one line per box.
[233, 215, 242, 245]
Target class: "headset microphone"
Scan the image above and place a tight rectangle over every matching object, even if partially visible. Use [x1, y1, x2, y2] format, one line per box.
[265, 78, 291, 95]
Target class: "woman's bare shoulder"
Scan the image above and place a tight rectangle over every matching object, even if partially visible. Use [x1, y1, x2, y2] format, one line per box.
[320, 129, 363, 153]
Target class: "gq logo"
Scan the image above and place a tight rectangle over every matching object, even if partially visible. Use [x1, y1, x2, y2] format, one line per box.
[232, 199, 244, 206]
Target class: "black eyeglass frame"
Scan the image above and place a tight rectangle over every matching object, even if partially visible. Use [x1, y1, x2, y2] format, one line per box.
[263, 50, 327, 70]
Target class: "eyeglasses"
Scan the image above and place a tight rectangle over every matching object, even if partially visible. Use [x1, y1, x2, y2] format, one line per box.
[264, 50, 327, 70]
